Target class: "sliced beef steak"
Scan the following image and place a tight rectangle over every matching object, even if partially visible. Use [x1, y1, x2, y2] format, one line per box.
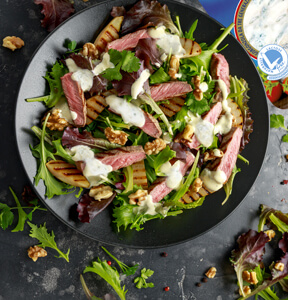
[210, 53, 230, 102]
[150, 81, 192, 101]
[141, 112, 162, 138]
[149, 151, 195, 203]
[107, 29, 150, 51]
[95, 146, 146, 171]
[61, 72, 86, 127]
[208, 127, 243, 181]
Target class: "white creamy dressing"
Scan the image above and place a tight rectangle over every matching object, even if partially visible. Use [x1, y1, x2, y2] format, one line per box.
[243, 0, 288, 51]
[148, 26, 186, 57]
[71, 111, 78, 121]
[92, 52, 114, 76]
[65, 58, 94, 92]
[213, 148, 222, 157]
[162, 132, 172, 144]
[185, 111, 214, 147]
[69, 145, 113, 186]
[160, 53, 168, 62]
[53, 96, 73, 123]
[200, 168, 227, 192]
[199, 82, 208, 92]
[131, 69, 151, 99]
[213, 79, 233, 135]
[159, 160, 183, 190]
[105, 95, 146, 127]
[134, 195, 169, 216]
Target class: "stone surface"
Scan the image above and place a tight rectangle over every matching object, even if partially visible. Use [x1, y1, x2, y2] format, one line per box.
[0, 0, 286, 299]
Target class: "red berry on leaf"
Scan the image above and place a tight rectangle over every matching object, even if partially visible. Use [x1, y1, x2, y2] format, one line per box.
[107, 261, 112, 265]
[264, 80, 283, 103]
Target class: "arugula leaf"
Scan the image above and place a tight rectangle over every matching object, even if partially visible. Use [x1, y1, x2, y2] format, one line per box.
[84, 258, 127, 300]
[222, 166, 241, 205]
[26, 62, 68, 108]
[269, 214, 288, 233]
[0, 203, 14, 230]
[10, 186, 29, 232]
[102, 247, 139, 276]
[146, 146, 176, 175]
[101, 49, 141, 81]
[174, 16, 184, 38]
[28, 222, 70, 262]
[164, 151, 200, 208]
[134, 268, 154, 289]
[172, 105, 188, 132]
[31, 114, 75, 199]
[270, 114, 288, 131]
[237, 154, 249, 165]
[185, 19, 198, 40]
[149, 67, 170, 85]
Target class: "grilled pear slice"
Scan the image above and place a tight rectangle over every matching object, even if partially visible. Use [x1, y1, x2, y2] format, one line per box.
[180, 38, 202, 58]
[46, 160, 89, 188]
[86, 95, 107, 125]
[131, 160, 148, 189]
[227, 98, 243, 129]
[94, 16, 124, 56]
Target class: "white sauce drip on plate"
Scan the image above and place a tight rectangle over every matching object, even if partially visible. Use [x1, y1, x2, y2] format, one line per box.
[148, 26, 186, 57]
[131, 69, 151, 99]
[65, 58, 94, 92]
[200, 168, 227, 192]
[69, 145, 113, 187]
[159, 160, 183, 190]
[105, 95, 146, 127]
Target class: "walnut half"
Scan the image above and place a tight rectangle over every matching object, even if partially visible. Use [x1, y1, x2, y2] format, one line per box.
[81, 42, 98, 60]
[205, 267, 217, 278]
[104, 127, 128, 145]
[192, 75, 203, 101]
[43, 109, 69, 131]
[144, 138, 166, 155]
[128, 189, 148, 205]
[89, 185, 113, 201]
[27, 246, 47, 262]
[3, 36, 24, 51]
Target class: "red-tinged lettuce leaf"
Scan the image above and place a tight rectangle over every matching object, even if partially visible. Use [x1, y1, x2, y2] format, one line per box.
[77, 192, 116, 223]
[119, 0, 179, 35]
[279, 232, 288, 254]
[135, 38, 162, 71]
[230, 229, 269, 296]
[68, 53, 93, 70]
[90, 75, 109, 95]
[112, 61, 149, 96]
[62, 127, 119, 150]
[111, 6, 126, 17]
[238, 253, 288, 299]
[34, 0, 75, 32]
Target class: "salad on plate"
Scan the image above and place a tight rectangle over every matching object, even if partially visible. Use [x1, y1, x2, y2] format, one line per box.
[27, 0, 253, 231]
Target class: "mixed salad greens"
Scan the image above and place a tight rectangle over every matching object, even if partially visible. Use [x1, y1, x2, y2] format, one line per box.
[27, 0, 253, 231]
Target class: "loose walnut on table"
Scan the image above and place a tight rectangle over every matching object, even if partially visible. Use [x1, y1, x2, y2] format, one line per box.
[205, 267, 217, 278]
[144, 138, 166, 155]
[27, 245, 47, 262]
[3, 36, 24, 51]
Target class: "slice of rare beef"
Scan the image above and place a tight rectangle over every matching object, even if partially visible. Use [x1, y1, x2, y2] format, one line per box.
[149, 151, 195, 203]
[95, 145, 146, 171]
[150, 81, 192, 101]
[61, 72, 86, 127]
[107, 29, 150, 51]
[210, 53, 230, 102]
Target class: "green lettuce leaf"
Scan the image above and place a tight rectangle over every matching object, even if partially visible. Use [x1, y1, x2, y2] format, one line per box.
[28, 222, 70, 262]
[149, 67, 170, 85]
[222, 166, 241, 205]
[26, 61, 68, 108]
[84, 258, 127, 300]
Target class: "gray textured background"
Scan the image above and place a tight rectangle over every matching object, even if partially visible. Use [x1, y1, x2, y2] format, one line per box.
[0, 0, 286, 299]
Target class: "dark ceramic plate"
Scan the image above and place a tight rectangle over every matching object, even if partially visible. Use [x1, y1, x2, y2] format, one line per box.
[15, 0, 269, 248]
